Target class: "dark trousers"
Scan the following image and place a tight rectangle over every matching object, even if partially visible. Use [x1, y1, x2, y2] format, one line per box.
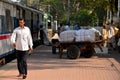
[51, 39, 59, 54]
[16, 50, 28, 75]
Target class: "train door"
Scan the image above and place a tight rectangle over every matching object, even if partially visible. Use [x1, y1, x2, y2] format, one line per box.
[5, 9, 12, 32]
[31, 12, 33, 35]
[25, 10, 31, 28]
[16, 7, 20, 28]
[33, 12, 38, 41]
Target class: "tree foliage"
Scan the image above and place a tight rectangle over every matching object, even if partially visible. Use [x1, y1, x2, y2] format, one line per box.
[21, 0, 118, 26]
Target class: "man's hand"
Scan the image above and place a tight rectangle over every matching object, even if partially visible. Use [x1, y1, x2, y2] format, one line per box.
[29, 48, 33, 55]
[13, 43, 16, 48]
[29, 48, 33, 51]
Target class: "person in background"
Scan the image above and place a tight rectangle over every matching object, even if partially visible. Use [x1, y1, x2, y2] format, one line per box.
[64, 23, 70, 31]
[11, 18, 33, 79]
[57, 23, 63, 36]
[113, 23, 119, 50]
[107, 25, 115, 50]
[102, 24, 108, 47]
[73, 23, 81, 30]
[51, 33, 59, 54]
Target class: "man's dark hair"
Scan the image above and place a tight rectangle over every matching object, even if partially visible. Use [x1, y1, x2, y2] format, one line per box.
[19, 18, 24, 21]
[40, 25, 43, 28]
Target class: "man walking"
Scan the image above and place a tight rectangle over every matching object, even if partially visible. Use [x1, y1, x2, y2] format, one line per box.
[11, 18, 33, 79]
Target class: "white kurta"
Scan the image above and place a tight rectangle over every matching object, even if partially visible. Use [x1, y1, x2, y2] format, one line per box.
[11, 26, 33, 51]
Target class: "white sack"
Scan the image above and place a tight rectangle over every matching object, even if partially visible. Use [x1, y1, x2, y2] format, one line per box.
[75, 29, 95, 42]
[59, 30, 76, 42]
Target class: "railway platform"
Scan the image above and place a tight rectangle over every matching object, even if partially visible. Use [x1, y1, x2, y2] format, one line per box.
[0, 45, 120, 80]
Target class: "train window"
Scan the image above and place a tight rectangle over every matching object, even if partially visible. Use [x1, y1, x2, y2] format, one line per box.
[37, 14, 39, 26]
[37, 14, 39, 21]
[22, 9, 25, 20]
[5, 9, 12, 32]
[0, 17, 1, 33]
[16, 9, 20, 19]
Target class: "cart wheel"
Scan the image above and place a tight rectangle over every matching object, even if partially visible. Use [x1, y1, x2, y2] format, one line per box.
[67, 45, 80, 59]
[83, 50, 93, 58]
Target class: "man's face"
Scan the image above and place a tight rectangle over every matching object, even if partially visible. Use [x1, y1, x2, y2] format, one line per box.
[19, 20, 25, 27]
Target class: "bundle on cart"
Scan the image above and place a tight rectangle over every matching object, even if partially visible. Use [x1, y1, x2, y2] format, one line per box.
[75, 29, 100, 42]
[59, 30, 76, 42]
[59, 29, 100, 42]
